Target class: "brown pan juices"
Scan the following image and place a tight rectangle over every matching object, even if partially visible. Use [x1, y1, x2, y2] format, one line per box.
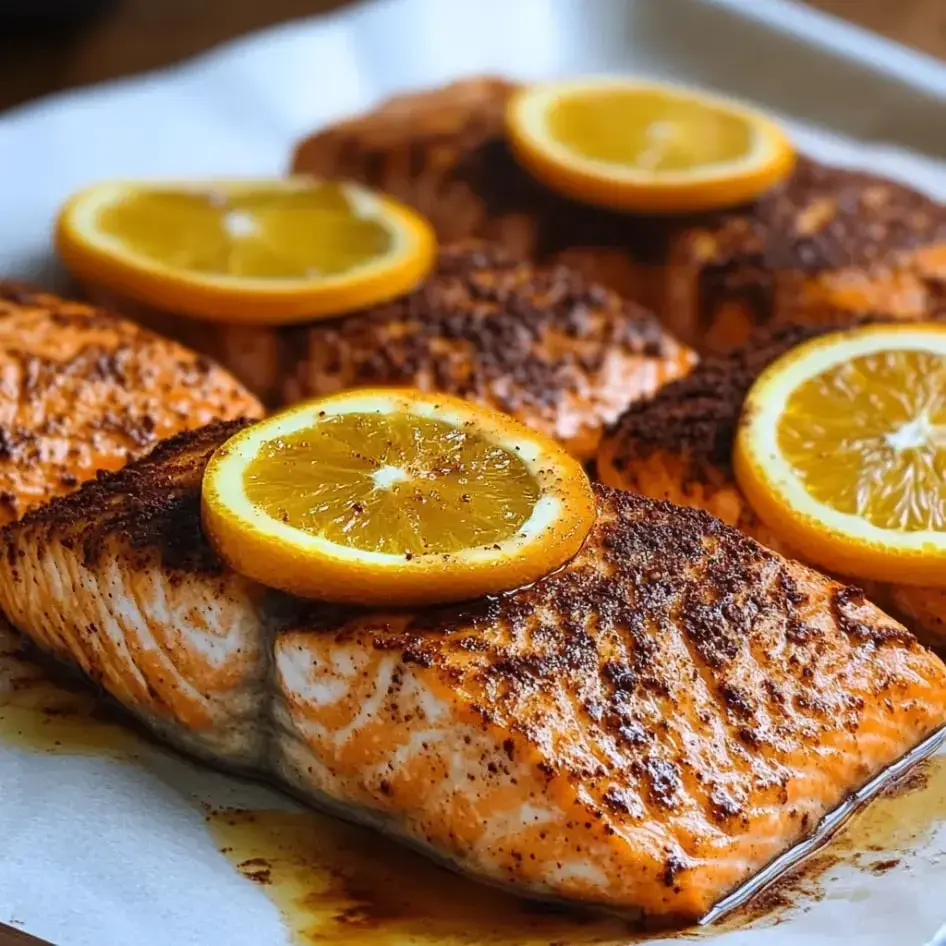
[0, 623, 135, 757]
[206, 809, 641, 945]
[204, 740, 946, 944]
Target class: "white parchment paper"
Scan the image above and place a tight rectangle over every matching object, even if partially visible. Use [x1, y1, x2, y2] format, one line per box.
[0, 0, 944, 943]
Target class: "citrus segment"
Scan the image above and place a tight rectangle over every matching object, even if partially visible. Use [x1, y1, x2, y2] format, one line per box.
[201, 390, 596, 605]
[242, 413, 541, 556]
[56, 178, 436, 325]
[547, 89, 754, 172]
[506, 79, 795, 213]
[778, 348, 946, 533]
[735, 323, 946, 586]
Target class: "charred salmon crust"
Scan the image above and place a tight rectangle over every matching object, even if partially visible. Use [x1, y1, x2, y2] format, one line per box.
[0, 282, 262, 523]
[1, 424, 944, 922]
[291, 77, 538, 250]
[597, 322, 946, 649]
[6, 420, 251, 575]
[655, 159, 946, 354]
[293, 80, 946, 353]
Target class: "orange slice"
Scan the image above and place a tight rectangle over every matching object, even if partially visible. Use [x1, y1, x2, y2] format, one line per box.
[506, 78, 795, 214]
[201, 389, 596, 605]
[56, 178, 436, 325]
[734, 323, 946, 586]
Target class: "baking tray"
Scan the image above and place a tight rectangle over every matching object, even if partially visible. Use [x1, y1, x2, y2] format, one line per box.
[0, 2, 945, 945]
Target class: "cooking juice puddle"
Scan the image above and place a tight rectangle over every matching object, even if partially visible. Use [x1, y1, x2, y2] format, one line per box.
[206, 754, 946, 946]
[0, 623, 136, 757]
[205, 808, 645, 946]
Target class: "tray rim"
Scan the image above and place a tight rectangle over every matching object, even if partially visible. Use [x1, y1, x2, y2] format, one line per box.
[2, 0, 946, 128]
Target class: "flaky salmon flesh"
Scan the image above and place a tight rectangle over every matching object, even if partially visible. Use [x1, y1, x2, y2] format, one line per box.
[1, 421, 944, 924]
[597, 322, 946, 652]
[107, 241, 695, 463]
[293, 77, 946, 355]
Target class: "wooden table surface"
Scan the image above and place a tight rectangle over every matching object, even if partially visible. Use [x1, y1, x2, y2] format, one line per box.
[0, 1, 942, 944]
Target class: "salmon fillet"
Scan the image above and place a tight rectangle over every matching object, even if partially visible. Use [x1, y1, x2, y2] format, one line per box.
[597, 322, 946, 650]
[292, 77, 544, 252]
[116, 243, 694, 463]
[0, 425, 279, 764]
[0, 283, 262, 523]
[653, 161, 946, 355]
[1, 421, 944, 923]
[293, 78, 946, 355]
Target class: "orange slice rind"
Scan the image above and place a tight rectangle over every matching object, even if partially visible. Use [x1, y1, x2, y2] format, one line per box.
[506, 78, 795, 214]
[56, 178, 436, 325]
[735, 323, 946, 586]
[201, 389, 597, 606]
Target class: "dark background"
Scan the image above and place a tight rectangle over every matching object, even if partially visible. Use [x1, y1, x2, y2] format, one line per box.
[0, 0, 944, 113]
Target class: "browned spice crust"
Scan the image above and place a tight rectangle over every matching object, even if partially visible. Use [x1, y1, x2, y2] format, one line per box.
[681, 158, 946, 272]
[323, 487, 920, 881]
[0, 282, 262, 522]
[285, 241, 674, 413]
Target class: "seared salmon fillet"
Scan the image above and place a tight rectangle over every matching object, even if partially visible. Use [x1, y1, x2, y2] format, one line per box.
[125, 243, 694, 463]
[0, 283, 262, 523]
[293, 79, 946, 354]
[1, 421, 944, 923]
[292, 77, 540, 251]
[279, 243, 694, 462]
[597, 323, 946, 649]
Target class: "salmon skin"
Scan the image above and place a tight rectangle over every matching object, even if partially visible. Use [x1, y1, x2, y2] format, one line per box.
[0, 282, 262, 523]
[597, 321, 946, 651]
[1, 421, 944, 923]
[109, 242, 695, 463]
[292, 78, 946, 355]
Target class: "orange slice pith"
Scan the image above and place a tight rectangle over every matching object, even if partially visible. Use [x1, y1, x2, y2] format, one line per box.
[201, 389, 597, 606]
[734, 323, 946, 586]
[506, 79, 795, 214]
[56, 178, 436, 325]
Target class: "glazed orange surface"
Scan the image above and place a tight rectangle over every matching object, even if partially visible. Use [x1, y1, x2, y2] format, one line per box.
[95, 184, 394, 280]
[243, 413, 540, 555]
